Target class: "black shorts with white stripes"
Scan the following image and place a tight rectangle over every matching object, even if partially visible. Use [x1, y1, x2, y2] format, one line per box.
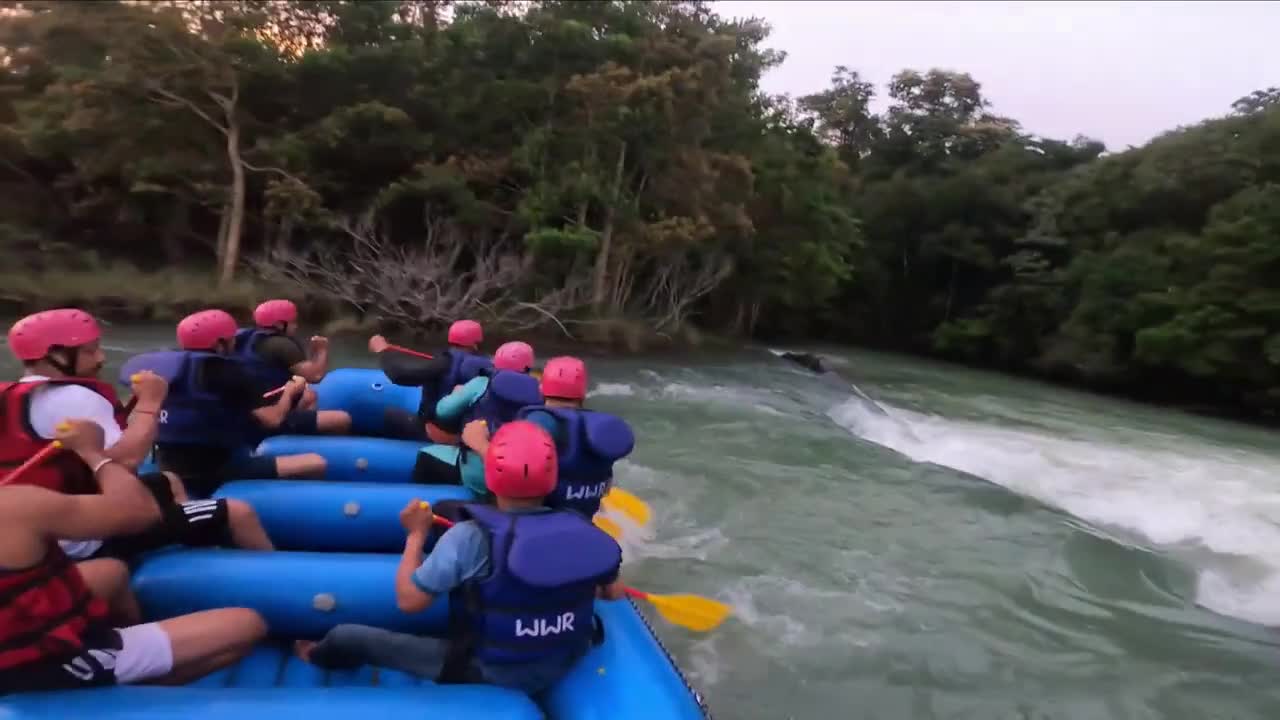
[92, 474, 231, 562]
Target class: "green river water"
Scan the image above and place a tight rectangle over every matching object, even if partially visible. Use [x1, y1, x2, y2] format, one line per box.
[14, 323, 1280, 720]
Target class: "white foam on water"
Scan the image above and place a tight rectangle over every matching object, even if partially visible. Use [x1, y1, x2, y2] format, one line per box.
[827, 398, 1280, 626]
[591, 382, 635, 397]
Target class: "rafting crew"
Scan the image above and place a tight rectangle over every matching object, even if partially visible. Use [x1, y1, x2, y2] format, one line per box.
[370, 319, 494, 444]
[419, 341, 542, 491]
[295, 420, 624, 694]
[136, 309, 327, 498]
[0, 418, 267, 693]
[0, 311, 269, 693]
[2, 309, 274, 560]
[235, 299, 352, 436]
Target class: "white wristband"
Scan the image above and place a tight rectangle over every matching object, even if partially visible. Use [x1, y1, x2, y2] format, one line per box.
[90, 458, 112, 474]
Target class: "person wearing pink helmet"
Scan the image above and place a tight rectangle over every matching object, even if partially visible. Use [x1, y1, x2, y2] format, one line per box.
[368, 319, 492, 443]
[133, 310, 327, 498]
[412, 341, 542, 495]
[1, 309, 214, 555]
[236, 300, 351, 437]
[240, 299, 330, 384]
[295, 421, 624, 693]
[0, 314, 269, 693]
[516, 356, 635, 518]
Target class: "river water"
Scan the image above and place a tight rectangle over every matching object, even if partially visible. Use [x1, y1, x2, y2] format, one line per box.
[14, 324, 1280, 719]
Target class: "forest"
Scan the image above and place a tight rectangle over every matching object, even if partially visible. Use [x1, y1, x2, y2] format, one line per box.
[1, 1, 1278, 418]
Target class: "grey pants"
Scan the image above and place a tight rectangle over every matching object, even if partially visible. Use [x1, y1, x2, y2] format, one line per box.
[308, 622, 588, 695]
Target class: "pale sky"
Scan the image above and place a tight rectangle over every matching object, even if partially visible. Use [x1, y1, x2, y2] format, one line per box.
[713, 0, 1279, 150]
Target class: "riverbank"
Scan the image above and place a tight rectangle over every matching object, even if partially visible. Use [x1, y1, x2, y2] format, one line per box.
[0, 267, 736, 356]
[5, 266, 1275, 427]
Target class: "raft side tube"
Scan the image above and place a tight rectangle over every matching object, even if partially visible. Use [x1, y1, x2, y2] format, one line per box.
[132, 549, 450, 638]
[254, 435, 428, 483]
[312, 368, 421, 435]
[214, 481, 475, 552]
[0, 686, 542, 720]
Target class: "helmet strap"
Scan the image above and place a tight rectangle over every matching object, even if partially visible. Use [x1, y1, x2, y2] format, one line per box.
[46, 346, 77, 377]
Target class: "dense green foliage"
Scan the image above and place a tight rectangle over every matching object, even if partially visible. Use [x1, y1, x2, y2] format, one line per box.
[1, 1, 1278, 416]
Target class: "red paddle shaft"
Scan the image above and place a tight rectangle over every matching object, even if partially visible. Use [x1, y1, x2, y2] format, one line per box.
[0, 443, 62, 487]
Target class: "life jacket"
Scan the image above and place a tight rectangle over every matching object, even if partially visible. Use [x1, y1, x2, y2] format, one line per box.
[448, 504, 620, 666]
[421, 351, 494, 422]
[449, 370, 543, 442]
[516, 407, 635, 516]
[233, 328, 298, 391]
[0, 544, 110, 672]
[0, 378, 127, 494]
[119, 351, 246, 448]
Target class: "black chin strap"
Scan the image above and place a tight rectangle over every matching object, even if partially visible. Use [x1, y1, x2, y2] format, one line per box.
[46, 347, 77, 378]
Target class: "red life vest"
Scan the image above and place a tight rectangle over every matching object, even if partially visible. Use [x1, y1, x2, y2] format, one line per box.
[0, 543, 109, 671]
[0, 378, 129, 494]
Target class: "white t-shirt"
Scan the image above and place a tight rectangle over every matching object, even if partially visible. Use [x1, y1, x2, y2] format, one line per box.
[20, 374, 124, 448]
[20, 375, 125, 560]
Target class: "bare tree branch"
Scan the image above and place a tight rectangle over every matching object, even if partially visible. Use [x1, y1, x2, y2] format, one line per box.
[251, 211, 590, 336]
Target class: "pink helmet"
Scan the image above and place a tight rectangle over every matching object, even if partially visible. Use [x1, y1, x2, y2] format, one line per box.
[541, 356, 588, 400]
[447, 319, 483, 347]
[484, 421, 558, 498]
[7, 309, 101, 361]
[177, 309, 238, 351]
[253, 299, 298, 328]
[493, 341, 534, 372]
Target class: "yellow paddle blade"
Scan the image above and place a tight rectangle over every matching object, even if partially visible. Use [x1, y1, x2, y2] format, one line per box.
[643, 592, 732, 633]
[601, 487, 651, 526]
[593, 515, 622, 540]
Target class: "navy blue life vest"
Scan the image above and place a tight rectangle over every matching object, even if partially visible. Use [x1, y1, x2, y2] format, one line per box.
[422, 350, 493, 422]
[119, 351, 245, 448]
[449, 504, 621, 665]
[516, 407, 635, 516]
[457, 370, 543, 438]
[233, 328, 297, 391]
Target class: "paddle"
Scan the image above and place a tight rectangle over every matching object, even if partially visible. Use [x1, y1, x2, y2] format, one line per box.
[427, 510, 730, 632]
[601, 487, 651, 526]
[378, 343, 544, 379]
[0, 441, 62, 487]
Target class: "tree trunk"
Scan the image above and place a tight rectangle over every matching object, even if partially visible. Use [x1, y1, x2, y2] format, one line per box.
[218, 117, 246, 289]
[214, 199, 231, 268]
[591, 141, 627, 312]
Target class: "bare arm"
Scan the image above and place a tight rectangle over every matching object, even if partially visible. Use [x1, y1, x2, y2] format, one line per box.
[395, 530, 434, 613]
[597, 578, 626, 601]
[105, 408, 160, 469]
[290, 336, 329, 384]
[290, 358, 327, 384]
[251, 380, 305, 429]
[106, 370, 168, 469]
[0, 454, 158, 543]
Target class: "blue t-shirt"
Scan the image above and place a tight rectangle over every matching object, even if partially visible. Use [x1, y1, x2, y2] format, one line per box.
[430, 376, 490, 495]
[521, 408, 559, 437]
[412, 507, 596, 693]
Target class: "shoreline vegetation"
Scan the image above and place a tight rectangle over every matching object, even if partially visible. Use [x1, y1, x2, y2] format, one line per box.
[2, 1, 1278, 423]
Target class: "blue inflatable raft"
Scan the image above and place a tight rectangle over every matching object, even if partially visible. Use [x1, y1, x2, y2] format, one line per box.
[0, 548, 710, 719]
[0, 366, 712, 718]
[312, 367, 421, 436]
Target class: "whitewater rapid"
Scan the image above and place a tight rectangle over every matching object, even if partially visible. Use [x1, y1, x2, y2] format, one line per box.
[827, 396, 1280, 627]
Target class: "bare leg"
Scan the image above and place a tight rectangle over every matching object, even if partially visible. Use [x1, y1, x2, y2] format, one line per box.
[225, 500, 274, 550]
[316, 410, 352, 435]
[162, 471, 189, 504]
[274, 453, 326, 479]
[76, 558, 141, 625]
[146, 607, 267, 685]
